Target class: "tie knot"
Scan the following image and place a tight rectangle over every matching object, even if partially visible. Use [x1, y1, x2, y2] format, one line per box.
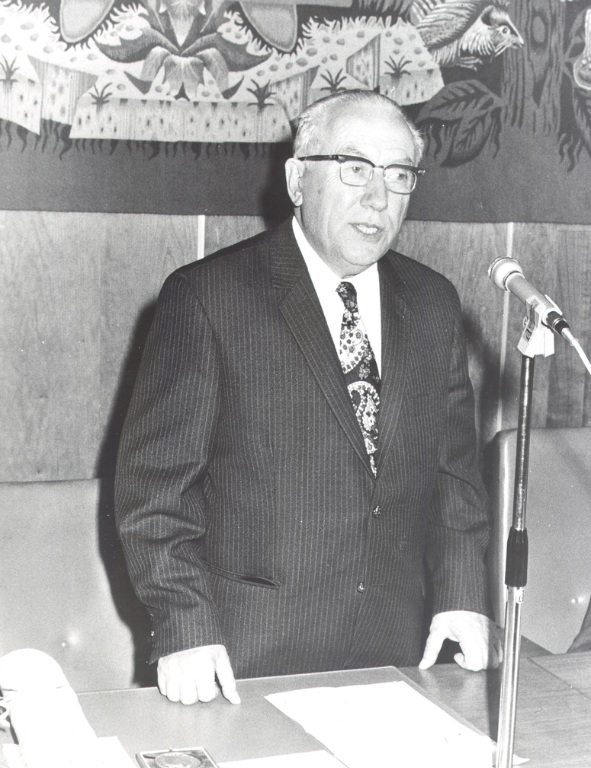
[337, 281, 358, 311]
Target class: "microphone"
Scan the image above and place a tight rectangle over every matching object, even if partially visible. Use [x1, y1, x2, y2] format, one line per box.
[488, 258, 571, 338]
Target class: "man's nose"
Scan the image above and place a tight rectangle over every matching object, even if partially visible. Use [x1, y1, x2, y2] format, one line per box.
[360, 169, 388, 210]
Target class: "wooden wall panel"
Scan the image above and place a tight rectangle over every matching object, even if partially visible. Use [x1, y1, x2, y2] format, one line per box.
[0, 211, 202, 482]
[204, 215, 271, 256]
[1, 210, 591, 483]
[397, 221, 508, 447]
[549, 227, 591, 428]
[97, 213, 204, 476]
[509, 224, 591, 431]
[501, 224, 561, 432]
[0, 210, 103, 481]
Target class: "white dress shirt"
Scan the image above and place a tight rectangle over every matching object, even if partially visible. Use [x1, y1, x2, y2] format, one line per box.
[292, 217, 382, 374]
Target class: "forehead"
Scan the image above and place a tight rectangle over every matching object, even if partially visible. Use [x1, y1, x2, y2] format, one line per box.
[318, 102, 417, 165]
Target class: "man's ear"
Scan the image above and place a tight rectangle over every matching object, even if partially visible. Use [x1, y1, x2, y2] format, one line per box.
[285, 158, 304, 207]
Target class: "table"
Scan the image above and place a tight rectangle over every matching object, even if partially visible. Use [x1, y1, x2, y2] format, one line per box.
[403, 651, 591, 768]
[2, 653, 591, 768]
[532, 651, 591, 699]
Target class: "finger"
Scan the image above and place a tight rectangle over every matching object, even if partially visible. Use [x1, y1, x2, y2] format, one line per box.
[157, 659, 182, 702]
[419, 630, 445, 669]
[157, 665, 167, 699]
[477, 627, 503, 670]
[492, 626, 504, 666]
[179, 675, 199, 706]
[490, 636, 503, 669]
[194, 656, 218, 703]
[162, 673, 181, 702]
[454, 647, 484, 672]
[215, 650, 241, 704]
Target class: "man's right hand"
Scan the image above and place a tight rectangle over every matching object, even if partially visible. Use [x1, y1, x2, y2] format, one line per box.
[157, 644, 241, 705]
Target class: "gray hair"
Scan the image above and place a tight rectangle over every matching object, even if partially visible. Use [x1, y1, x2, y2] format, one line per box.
[293, 90, 424, 162]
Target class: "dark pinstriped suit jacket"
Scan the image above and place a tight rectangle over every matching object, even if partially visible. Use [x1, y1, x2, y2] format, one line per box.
[115, 219, 490, 678]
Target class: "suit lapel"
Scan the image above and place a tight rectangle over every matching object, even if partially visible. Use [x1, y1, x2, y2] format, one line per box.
[269, 223, 374, 477]
[376, 254, 412, 475]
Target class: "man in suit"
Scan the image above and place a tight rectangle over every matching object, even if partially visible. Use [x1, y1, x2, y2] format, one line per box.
[115, 90, 501, 706]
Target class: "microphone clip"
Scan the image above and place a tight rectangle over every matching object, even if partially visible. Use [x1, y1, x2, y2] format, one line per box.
[518, 294, 562, 358]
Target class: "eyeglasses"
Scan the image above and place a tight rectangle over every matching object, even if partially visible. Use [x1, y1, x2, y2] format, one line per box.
[297, 154, 425, 194]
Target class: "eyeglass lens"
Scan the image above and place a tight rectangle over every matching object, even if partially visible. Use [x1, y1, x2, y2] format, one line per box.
[340, 159, 416, 193]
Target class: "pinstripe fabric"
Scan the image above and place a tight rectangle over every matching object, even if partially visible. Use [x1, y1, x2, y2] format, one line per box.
[115, 219, 490, 678]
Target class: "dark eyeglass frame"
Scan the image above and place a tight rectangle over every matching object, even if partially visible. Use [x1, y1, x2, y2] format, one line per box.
[296, 154, 426, 194]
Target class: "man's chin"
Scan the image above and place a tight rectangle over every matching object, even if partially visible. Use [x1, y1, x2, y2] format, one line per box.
[339, 252, 387, 276]
[351, 242, 391, 264]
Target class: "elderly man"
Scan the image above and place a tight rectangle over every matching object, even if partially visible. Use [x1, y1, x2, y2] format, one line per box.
[116, 89, 501, 706]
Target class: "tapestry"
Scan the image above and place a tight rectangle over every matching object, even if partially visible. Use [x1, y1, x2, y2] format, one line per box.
[0, 0, 590, 222]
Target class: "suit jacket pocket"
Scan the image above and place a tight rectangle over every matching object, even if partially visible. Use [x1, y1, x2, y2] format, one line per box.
[203, 561, 281, 589]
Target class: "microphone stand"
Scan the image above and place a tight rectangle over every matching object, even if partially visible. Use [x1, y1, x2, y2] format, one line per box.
[496, 300, 556, 768]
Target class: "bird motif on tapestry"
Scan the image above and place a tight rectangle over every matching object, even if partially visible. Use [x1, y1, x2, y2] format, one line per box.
[409, 0, 524, 69]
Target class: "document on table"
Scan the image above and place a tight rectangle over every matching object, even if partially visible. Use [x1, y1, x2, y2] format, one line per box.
[2, 736, 135, 768]
[266, 681, 494, 768]
[219, 751, 346, 768]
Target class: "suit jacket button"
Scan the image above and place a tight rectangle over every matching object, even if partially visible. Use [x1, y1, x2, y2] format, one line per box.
[357, 581, 365, 593]
[372, 505, 381, 518]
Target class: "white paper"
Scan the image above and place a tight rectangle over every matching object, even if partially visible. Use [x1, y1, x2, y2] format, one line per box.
[3, 736, 135, 768]
[266, 681, 493, 768]
[219, 751, 345, 768]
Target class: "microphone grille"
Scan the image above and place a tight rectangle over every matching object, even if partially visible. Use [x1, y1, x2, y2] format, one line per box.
[488, 258, 524, 291]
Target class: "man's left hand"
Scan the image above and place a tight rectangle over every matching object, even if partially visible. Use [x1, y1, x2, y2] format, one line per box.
[419, 610, 503, 671]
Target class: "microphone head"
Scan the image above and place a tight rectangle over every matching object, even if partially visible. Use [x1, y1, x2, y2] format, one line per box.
[488, 258, 524, 291]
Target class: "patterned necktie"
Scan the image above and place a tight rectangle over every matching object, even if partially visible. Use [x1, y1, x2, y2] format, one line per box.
[336, 281, 380, 477]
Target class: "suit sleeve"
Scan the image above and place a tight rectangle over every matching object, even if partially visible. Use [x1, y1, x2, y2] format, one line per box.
[115, 272, 224, 662]
[425, 295, 491, 619]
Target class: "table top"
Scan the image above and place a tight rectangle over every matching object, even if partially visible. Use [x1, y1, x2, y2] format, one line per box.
[2, 653, 591, 768]
[80, 667, 410, 764]
[532, 651, 591, 698]
[403, 651, 591, 768]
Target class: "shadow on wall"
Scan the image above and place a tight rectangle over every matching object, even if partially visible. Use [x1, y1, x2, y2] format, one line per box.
[97, 477, 157, 688]
[94, 302, 159, 686]
[97, 301, 158, 478]
[462, 310, 502, 452]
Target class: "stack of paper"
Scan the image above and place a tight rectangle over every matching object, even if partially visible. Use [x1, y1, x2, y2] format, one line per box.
[266, 681, 493, 768]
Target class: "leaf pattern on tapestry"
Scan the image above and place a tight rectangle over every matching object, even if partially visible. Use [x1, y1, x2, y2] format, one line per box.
[415, 79, 503, 166]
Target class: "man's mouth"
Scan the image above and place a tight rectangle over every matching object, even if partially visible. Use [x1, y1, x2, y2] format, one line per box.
[353, 223, 381, 235]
